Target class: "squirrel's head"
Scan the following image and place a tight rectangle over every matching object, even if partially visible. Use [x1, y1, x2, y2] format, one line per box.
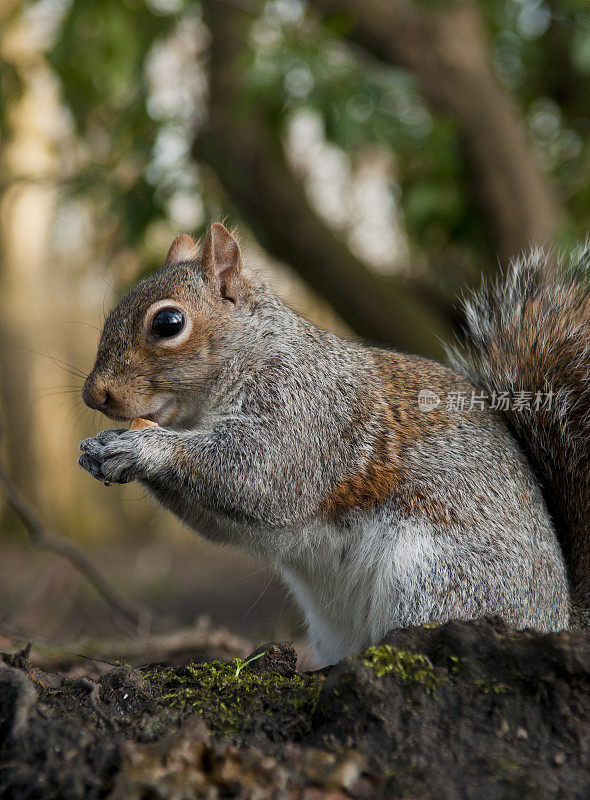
[83, 222, 252, 427]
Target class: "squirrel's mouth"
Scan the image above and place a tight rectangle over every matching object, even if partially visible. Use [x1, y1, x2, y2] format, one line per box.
[95, 409, 133, 423]
[93, 398, 177, 427]
[141, 397, 177, 427]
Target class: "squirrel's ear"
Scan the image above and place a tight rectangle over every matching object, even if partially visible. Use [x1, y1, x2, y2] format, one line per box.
[165, 234, 200, 266]
[200, 222, 243, 302]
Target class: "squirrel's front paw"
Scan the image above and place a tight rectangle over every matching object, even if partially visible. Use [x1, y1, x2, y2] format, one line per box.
[78, 428, 151, 485]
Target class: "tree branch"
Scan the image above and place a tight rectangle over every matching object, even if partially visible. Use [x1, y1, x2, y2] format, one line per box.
[197, 0, 454, 359]
[0, 423, 156, 634]
[309, 0, 561, 263]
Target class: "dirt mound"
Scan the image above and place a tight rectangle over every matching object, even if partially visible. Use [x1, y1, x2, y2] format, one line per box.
[1, 618, 589, 799]
[315, 617, 590, 799]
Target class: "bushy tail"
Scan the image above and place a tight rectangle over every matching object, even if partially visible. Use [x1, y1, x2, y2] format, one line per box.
[450, 249, 590, 625]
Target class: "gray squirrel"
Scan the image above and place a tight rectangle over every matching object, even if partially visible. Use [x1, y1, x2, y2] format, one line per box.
[79, 223, 590, 664]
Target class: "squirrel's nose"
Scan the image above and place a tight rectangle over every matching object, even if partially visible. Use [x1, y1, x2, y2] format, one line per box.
[82, 379, 113, 413]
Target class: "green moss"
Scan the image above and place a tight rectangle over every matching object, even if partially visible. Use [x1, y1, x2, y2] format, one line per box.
[448, 655, 463, 676]
[143, 657, 324, 738]
[363, 645, 442, 693]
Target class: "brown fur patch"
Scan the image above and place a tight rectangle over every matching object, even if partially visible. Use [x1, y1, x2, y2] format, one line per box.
[320, 349, 476, 522]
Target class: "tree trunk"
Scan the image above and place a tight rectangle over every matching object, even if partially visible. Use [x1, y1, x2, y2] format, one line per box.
[197, 0, 454, 360]
[310, 0, 560, 264]
[0, 4, 58, 496]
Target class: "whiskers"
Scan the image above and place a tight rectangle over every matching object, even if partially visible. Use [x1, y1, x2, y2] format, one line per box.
[24, 348, 88, 382]
[62, 320, 102, 334]
[31, 385, 84, 402]
[21, 349, 89, 427]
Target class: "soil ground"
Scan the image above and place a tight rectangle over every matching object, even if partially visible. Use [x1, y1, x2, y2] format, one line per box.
[1, 617, 589, 799]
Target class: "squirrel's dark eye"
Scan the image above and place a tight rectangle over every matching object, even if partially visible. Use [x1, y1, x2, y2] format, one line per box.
[151, 308, 185, 338]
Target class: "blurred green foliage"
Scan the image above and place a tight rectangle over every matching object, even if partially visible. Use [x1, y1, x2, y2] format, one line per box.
[25, 0, 590, 271]
[48, 0, 185, 251]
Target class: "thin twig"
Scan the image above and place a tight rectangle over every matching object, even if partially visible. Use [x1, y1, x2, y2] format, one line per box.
[0, 619, 252, 671]
[80, 678, 116, 729]
[0, 421, 156, 634]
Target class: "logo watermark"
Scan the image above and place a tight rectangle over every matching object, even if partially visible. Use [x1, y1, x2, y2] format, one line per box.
[417, 389, 553, 413]
[418, 389, 441, 412]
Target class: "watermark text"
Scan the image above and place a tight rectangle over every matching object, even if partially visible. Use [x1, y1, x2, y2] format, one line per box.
[417, 389, 553, 413]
